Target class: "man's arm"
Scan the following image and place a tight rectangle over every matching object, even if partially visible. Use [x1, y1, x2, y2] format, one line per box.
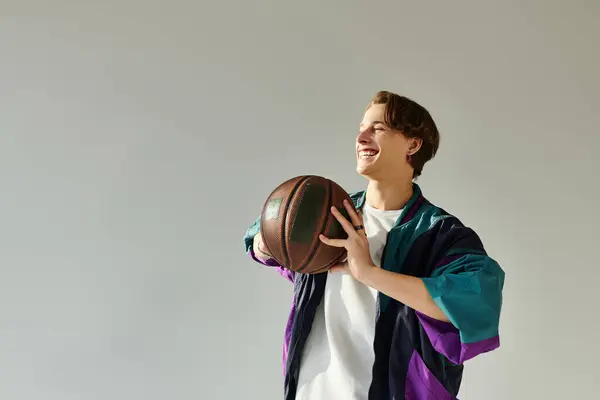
[252, 232, 273, 263]
[321, 201, 505, 364]
[357, 267, 450, 322]
[359, 249, 504, 365]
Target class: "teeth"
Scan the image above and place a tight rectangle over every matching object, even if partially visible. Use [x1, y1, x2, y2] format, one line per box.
[359, 150, 377, 158]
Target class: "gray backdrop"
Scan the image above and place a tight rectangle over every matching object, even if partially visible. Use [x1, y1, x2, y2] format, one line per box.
[1, 1, 598, 399]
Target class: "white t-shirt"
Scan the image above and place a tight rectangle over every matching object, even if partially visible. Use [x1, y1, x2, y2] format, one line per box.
[295, 202, 403, 400]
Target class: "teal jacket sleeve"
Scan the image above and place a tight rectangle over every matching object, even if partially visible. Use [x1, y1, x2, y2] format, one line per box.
[244, 215, 295, 283]
[419, 229, 505, 364]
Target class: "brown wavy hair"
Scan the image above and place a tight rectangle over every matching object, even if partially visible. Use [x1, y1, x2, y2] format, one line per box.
[368, 91, 440, 179]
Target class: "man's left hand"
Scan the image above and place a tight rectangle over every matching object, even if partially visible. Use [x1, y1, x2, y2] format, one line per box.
[319, 199, 376, 281]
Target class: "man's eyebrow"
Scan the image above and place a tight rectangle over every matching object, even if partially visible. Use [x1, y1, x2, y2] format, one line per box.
[359, 120, 385, 127]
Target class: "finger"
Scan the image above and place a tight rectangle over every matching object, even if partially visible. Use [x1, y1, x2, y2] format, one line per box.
[319, 234, 346, 247]
[343, 199, 362, 227]
[330, 206, 357, 235]
[341, 200, 366, 236]
[357, 210, 366, 235]
[258, 238, 271, 255]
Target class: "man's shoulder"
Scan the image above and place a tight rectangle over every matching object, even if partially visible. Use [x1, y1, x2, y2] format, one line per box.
[417, 197, 487, 254]
[416, 192, 467, 228]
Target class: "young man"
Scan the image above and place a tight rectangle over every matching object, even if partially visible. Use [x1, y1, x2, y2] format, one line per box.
[244, 91, 505, 400]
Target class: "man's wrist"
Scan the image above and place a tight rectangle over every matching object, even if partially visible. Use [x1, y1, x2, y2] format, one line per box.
[356, 262, 378, 285]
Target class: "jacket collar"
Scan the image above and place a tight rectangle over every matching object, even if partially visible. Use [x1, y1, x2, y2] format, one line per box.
[355, 182, 425, 228]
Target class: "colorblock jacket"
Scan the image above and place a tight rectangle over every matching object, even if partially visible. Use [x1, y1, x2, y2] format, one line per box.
[243, 184, 505, 400]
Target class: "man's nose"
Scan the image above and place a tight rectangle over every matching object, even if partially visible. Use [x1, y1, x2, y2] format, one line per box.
[357, 128, 373, 144]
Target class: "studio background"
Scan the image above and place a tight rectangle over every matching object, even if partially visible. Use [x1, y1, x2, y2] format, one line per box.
[0, 1, 598, 399]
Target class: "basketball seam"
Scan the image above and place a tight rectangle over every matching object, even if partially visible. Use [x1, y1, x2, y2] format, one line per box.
[295, 178, 333, 273]
[311, 251, 346, 274]
[282, 176, 312, 268]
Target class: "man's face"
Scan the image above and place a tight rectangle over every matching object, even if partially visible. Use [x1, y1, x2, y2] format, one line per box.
[356, 103, 415, 180]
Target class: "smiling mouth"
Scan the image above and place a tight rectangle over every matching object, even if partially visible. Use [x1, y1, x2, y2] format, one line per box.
[358, 150, 379, 159]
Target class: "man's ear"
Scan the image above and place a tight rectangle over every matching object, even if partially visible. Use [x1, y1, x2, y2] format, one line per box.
[407, 138, 423, 156]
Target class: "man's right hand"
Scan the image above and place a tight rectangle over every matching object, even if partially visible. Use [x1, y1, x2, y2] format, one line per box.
[253, 232, 273, 262]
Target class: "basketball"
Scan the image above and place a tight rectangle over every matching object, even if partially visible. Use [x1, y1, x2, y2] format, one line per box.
[259, 175, 354, 274]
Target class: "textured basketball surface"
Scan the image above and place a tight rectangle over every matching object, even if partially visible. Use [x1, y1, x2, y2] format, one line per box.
[259, 175, 354, 274]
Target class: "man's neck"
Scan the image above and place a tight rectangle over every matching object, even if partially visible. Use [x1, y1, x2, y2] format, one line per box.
[365, 178, 414, 211]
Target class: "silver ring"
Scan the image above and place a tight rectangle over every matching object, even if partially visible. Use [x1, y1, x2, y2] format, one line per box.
[353, 224, 364, 231]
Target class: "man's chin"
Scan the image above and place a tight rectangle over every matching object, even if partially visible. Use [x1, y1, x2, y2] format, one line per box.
[356, 163, 373, 177]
